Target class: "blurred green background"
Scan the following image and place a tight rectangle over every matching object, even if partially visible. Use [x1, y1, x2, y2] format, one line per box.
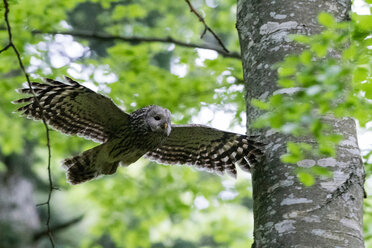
[0, 0, 253, 247]
[1, 0, 372, 247]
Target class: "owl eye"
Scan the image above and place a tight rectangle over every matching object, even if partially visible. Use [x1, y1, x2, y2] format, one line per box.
[154, 116, 161, 121]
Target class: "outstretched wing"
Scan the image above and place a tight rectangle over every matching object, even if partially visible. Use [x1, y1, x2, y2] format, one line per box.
[145, 124, 265, 177]
[14, 77, 129, 143]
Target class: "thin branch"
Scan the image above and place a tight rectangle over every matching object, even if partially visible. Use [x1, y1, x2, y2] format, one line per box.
[184, 0, 230, 53]
[1, 0, 54, 247]
[36, 202, 48, 207]
[0, 43, 11, 54]
[30, 29, 241, 59]
[33, 215, 84, 242]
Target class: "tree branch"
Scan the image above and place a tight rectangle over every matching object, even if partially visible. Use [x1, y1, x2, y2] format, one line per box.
[0, 43, 11, 54]
[1, 0, 54, 247]
[33, 215, 84, 242]
[184, 0, 230, 53]
[30, 30, 241, 59]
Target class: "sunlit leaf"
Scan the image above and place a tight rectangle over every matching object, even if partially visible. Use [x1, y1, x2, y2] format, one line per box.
[318, 12, 335, 27]
[297, 171, 315, 186]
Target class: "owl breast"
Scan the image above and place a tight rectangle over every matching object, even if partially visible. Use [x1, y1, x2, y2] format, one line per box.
[111, 121, 169, 166]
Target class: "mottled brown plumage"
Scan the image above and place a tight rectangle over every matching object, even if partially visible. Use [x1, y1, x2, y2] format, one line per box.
[14, 77, 265, 184]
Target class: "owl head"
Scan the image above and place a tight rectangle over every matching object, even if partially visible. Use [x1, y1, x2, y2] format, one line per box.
[146, 105, 171, 136]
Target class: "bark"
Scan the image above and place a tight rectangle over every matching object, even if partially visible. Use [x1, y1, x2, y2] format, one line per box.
[236, 0, 365, 247]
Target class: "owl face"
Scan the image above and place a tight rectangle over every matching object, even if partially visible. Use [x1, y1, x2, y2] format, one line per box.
[146, 105, 171, 136]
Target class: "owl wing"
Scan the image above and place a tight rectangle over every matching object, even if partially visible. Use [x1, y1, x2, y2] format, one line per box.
[14, 77, 129, 143]
[145, 124, 265, 177]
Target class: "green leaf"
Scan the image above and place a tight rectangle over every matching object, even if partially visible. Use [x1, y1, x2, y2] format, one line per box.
[310, 119, 322, 138]
[127, 4, 147, 18]
[292, 34, 311, 44]
[342, 44, 356, 60]
[312, 43, 328, 57]
[328, 134, 343, 143]
[251, 99, 269, 110]
[269, 113, 284, 128]
[353, 66, 369, 84]
[300, 50, 312, 65]
[278, 63, 297, 77]
[281, 153, 300, 164]
[269, 94, 283, 105]
[297, 172, 315, 186]
[318, 12, 335, 27]
[318, 140, 336, 156]
[281, 142, 302, 163]
[112, 5, 146, 20]
[311, 166, 332, 177]
[353, 14, 372, 32]
[112, 6, 127, 20]
[365, 85, 372, 99]
[288, 142, 301, 155]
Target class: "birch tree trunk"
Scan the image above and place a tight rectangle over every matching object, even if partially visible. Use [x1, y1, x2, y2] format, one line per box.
[236, 0, 365, 247]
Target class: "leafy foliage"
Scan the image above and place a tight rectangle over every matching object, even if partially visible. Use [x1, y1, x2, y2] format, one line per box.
[0, 0, 251, 247]
[253, 12, 372, 185]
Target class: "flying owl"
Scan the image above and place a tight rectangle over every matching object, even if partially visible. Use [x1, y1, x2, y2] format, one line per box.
[14, 77, 265, 184]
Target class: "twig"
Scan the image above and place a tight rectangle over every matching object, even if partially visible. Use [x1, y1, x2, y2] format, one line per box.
[1, 0, 55, 247]
[0, 43, 11, 53]
[30, 29, 241, 59]
[36, 202, 48, 207]
[33, 215, 84, 242]
[184, 0, 230, 53]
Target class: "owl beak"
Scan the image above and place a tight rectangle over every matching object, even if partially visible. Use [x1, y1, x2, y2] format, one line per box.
[164, 122, 171, 136]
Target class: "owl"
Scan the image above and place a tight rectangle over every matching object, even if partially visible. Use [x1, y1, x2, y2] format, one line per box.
[14, 77, 265, 184]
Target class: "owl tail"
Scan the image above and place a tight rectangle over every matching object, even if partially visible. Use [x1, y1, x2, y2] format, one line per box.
[63, 145, 119, 185]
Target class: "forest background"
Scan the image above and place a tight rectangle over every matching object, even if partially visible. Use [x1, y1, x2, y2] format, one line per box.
[0, 0, 371, 247]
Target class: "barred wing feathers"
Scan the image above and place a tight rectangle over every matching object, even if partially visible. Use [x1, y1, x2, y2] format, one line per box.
[14, 77, 129, 143]
[145, 124, 265, 177]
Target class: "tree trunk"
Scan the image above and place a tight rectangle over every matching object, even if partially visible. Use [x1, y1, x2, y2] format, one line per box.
[236, 0, 365, 247]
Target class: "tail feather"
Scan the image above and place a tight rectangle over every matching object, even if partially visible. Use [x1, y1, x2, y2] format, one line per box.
[63, 145, 119, 185]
